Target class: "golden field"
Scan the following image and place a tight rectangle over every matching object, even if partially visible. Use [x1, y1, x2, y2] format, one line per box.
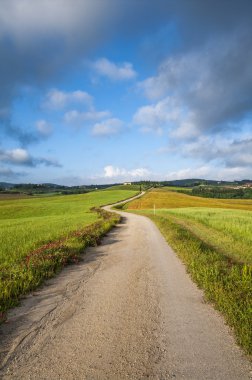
[127, 188, 252, 211]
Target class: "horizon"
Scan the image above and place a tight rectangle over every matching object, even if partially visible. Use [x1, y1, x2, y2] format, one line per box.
[1, 1, 252, 185]
[1, 177, 252, 188]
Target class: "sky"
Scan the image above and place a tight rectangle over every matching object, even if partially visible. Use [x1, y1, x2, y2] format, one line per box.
[0, 0, 252, 185]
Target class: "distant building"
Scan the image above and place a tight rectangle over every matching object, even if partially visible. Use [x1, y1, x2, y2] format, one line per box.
[123, 182, 132, 185]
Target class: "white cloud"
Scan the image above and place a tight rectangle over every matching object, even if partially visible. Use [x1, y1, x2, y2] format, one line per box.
[92, 58, 137, 81]
[0, 148, 31, 165]
[35, 119, 53, 136]
[138, 55, 190, 101]
[129, 168, 150, 177]
[171, 119, 198, 139]
[103, 165, 150, 179]
[92, 118, 124, 136]
[133, 97, 185, 135]
[104, 165, 124, 178]
[43, 89, 93, 110]
[64, 109, 111, 126]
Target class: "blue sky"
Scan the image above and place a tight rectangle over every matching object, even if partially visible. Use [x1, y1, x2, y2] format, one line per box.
[0, 0, 252, 185]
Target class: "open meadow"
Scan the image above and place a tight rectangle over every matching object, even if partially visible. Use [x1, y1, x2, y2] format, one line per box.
[0, 189, 138, 314]
[126, 189, 252, 354]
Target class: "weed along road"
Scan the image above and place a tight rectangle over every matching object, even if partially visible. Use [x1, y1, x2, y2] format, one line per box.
[0, 200, 251, 379]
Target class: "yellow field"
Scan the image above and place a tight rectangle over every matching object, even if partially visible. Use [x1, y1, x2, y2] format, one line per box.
[127, 188, 252, 211]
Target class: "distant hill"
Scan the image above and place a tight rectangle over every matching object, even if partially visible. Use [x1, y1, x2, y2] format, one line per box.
[162, 179, 241, 187]
[0, 182, 16, 189]
[1, 179, 251, 192]
[0, 182, 115, 195]
[41, 183, 67, 188]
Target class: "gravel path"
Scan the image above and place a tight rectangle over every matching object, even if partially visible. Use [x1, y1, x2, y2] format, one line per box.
[0, 199, 251, 379]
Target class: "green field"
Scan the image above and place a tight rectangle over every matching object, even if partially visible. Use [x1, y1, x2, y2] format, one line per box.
[0, 189, 137, 265]
[0, 189, 137, 314]
[139, 207, 252, 265]
[106, 184, 142, 191]
[126, 189, 252, 354]
[162, 186, 192, 192]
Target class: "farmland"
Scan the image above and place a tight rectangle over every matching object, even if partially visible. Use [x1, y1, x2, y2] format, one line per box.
[0, 189, 138, 314]
[126, 189, 252, 354]
[159, 208, 252, 263]
[127, 188, 252, 211]
[105, 184, 142, 191]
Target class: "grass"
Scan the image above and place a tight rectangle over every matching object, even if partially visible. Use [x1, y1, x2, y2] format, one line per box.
[152, 208, 252, 265]
[0, 193, 32, 200]
[127, 188, 252, 211]
[126, 189, 252, 354]
[0, 190, 136, 264]
[0, 189, 137, 315]
[161, 186, 192, 192]
[106, 184, 142, 191]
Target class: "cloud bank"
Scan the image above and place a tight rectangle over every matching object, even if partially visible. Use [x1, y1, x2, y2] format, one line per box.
[103, 165, 150, 180]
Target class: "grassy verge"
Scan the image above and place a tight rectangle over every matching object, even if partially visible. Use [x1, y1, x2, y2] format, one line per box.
[139, 212, 252, 355]
[0, 207, 120, 319]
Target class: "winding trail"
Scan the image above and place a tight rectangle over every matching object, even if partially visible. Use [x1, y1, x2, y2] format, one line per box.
[0, 196, 251, 379]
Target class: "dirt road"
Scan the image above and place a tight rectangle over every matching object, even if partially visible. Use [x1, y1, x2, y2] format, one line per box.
[0, 201, 251, 379]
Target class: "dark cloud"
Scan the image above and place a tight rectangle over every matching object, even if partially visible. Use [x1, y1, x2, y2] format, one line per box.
[139, 28, 252, 137]
[213, 138, 252, 169]
[0, 0, 174, 143]
[185, 31, 252, 134]
[173, 137, 252, 170]
[174, 0, 252, 49]
[34, 157, 62, 168]
[1, 121, 40, 146]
